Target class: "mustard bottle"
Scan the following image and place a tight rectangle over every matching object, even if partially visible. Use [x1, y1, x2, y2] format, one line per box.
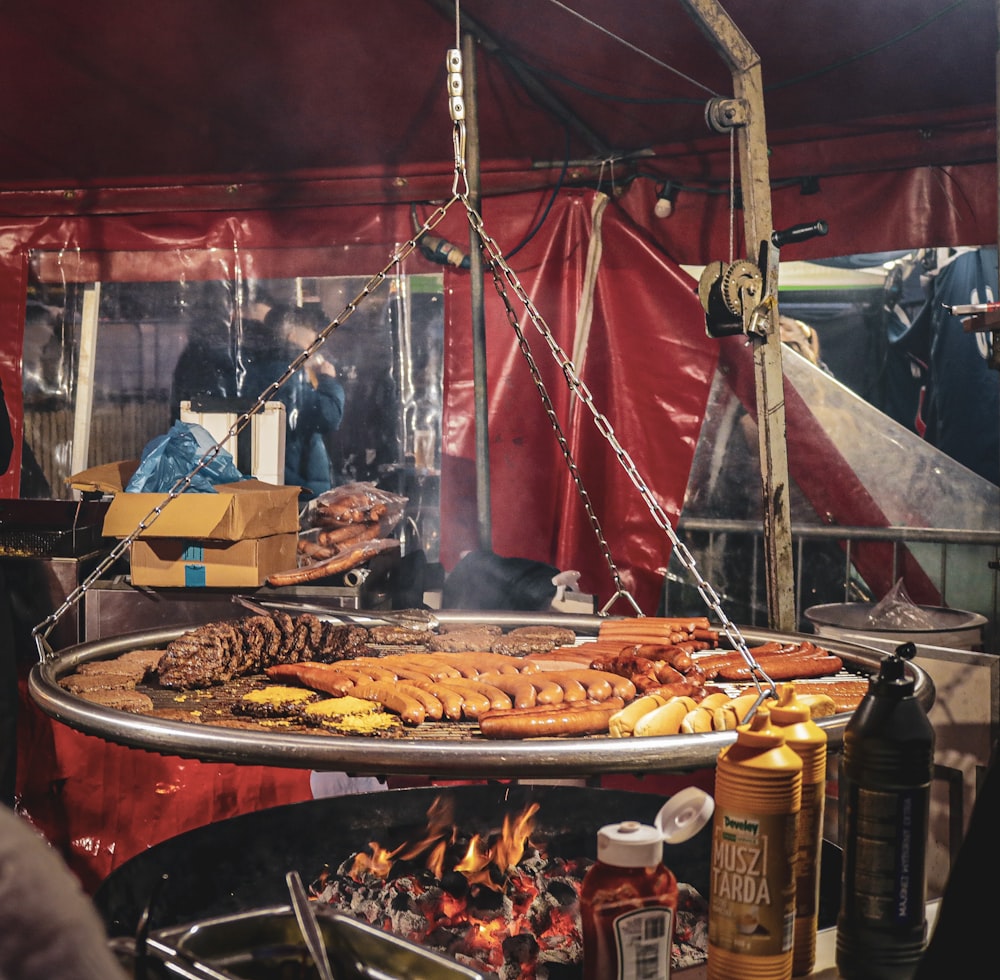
[770, 684, 828, 976]
[707, 705, 802, 980]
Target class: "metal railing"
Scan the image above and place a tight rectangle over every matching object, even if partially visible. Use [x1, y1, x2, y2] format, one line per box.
[664, 518, 1000, 654]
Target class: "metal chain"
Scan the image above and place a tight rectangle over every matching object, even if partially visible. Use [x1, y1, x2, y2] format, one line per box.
[33, 203, 462, 658]
[461, 194, 759, 667]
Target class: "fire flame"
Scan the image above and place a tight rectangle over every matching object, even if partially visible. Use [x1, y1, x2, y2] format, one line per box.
[349, 799, 542, 894]
[330, 796, 583, 973]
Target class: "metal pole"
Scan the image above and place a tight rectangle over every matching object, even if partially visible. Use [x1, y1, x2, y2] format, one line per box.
[70, 282, 101, 480]
[463, 30, 492, 550]
[678, 0, 796, 631]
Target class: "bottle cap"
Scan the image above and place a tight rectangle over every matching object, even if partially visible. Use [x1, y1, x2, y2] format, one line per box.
[656, 786, 715, 843]
[596, 788, 715, 867]
[769, 683, 810, 725]
[872, 642, 917, 696]
[734, 705, 785, 748]
[597, 820, 664, 867]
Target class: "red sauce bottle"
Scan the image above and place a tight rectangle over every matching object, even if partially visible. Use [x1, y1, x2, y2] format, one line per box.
[580, 788, 714, 980]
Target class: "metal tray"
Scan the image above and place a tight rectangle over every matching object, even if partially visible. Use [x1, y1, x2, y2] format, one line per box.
[110, 905, 486, 979]
[28, 612, 933, 778]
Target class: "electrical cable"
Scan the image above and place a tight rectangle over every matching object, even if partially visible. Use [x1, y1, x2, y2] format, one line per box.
[541, 0, 718, 97]
[504, 128, 571, 261]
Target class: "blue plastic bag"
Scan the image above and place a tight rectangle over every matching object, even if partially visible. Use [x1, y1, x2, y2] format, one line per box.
[125, 421, 246, 493]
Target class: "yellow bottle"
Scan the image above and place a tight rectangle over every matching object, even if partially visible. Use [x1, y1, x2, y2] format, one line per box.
[707, 705, 802, 980]
[770, 684, 828, 977]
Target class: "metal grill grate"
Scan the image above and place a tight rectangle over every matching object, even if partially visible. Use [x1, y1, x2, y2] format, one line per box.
[0, 499, 111, 558]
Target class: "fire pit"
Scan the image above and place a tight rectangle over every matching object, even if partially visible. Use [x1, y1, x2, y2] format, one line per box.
[95, 784, 842, 979]
[96, 785, 713, 936]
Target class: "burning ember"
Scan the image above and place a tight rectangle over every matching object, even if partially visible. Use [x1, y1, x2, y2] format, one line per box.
[308, 794, 708, 979]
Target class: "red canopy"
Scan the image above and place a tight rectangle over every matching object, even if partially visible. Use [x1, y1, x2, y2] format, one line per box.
[0, 0, 992, 259]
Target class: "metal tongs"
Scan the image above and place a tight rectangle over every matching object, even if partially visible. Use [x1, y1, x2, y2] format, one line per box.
[234, 594, 439, 630]
[286, 871, 341, 980]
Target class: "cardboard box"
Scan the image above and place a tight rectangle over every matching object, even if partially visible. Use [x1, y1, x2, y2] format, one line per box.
[129, 533, 298, 588]
[69, 460, 301, 541]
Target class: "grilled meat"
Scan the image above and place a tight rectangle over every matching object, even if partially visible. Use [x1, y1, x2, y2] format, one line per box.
[157, 612, 373, 690]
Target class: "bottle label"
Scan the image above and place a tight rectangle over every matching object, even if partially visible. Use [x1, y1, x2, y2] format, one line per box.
[611, 906, 674, 980]
[846, 783, 929, 926]
[795, 779, 825, 918]
[709, 810, 796, 956]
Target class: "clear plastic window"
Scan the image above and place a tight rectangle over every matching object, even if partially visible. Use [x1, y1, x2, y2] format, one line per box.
[21, 264, 444, 559]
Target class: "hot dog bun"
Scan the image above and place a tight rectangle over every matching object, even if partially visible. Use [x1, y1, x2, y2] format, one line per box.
[795, 692, 837, 718]
[632, 696, 697, 737]
[608, 693, 670, 737]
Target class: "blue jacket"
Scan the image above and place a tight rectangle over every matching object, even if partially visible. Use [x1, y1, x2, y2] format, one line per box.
[245, 353, 346, 496]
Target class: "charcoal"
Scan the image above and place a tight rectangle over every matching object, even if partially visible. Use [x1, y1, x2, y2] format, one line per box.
[502, 932, 538, 964]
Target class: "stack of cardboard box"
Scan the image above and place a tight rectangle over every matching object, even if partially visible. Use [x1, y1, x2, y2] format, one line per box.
[70, 461, 301, 588]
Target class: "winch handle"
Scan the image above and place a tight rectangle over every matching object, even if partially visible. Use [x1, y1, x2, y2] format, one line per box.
[772, 220, 828, 249]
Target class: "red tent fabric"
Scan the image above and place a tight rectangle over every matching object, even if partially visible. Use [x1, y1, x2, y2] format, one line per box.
[442, 189, 719, 612]
[2, 0, 997, 896]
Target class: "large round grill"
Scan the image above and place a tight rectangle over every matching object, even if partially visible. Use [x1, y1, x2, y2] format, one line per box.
[28, 612, 932, 779]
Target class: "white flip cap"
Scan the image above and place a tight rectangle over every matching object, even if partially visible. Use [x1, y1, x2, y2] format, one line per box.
[595, 788, 715, 868]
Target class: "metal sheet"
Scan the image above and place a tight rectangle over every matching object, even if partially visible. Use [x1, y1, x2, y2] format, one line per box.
[29, 613, 933, 778]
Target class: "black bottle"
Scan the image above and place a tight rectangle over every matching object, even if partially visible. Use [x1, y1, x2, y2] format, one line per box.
[836, 642, 935, 980]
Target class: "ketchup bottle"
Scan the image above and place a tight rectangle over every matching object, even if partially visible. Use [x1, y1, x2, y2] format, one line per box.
[580, 787, 714, 980]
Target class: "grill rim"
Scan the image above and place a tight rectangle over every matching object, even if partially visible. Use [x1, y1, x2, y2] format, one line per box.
[28, 613, 932, 776]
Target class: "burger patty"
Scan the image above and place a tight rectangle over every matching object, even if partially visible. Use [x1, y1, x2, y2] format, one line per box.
[489, 625, 577, 656]
[428, 626, 503, 652]
[74, 689, 154, 714]
[156, 613, 373, 690]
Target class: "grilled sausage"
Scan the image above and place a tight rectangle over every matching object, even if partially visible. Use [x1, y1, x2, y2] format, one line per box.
[408, 680, 465, 720]
[476, 672, 538, 709]
[478, 698, 625, 739]
[266, 538, 398, 587]
[529, 677, 566, 705]
[438, 677, 513, 711]
[434, 682, 493, 720]
[718, 654, 844, 682]
[265, 663, 355, 696]
[394, 683, 445, 721]
[434, 651, 532, 675]
[351, 682, 426, 725]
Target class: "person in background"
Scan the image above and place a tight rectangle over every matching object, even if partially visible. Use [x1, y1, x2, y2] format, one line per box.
[243, 304, 345, 497]
[170, 309, 238, 423]
[19, 302, 64, 496]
